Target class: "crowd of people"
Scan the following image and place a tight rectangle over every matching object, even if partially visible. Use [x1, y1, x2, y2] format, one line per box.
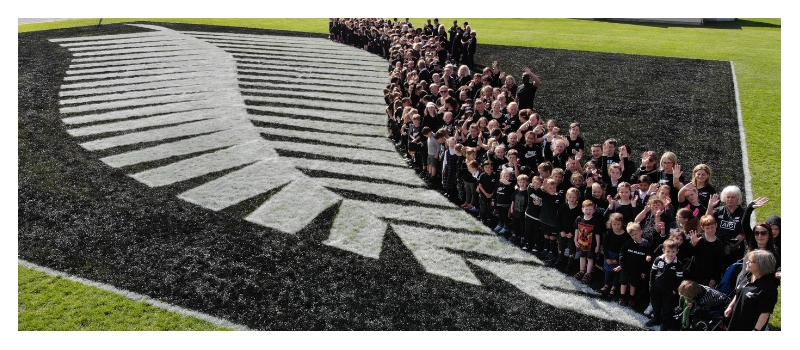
[330, 18, 781, 331]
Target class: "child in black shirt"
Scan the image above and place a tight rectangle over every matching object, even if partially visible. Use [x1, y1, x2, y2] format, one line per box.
[574, 199, 603, 283]
[647, 239, 684, 330]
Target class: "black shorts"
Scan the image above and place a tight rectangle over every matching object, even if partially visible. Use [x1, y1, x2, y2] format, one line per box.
[541, 223, 558, 237]
[620, 270, 646, 288]
[577, 250, 597, 260]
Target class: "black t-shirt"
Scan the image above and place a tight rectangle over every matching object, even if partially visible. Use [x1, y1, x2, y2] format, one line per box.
[696, 184, 717, 210]
[567, 135, 585, 156]
[728, 273, 778, 331]
[478, 171, 499, 198]
[516, 81, 537, 110]
[519, 143, 542, 169]
[495, 181, 514, 206]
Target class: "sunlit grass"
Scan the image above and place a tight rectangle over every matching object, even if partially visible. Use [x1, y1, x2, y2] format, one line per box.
[18, 266, 231, 331]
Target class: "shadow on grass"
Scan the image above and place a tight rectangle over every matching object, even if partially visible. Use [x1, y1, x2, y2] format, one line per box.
[586, 18, 780, 30]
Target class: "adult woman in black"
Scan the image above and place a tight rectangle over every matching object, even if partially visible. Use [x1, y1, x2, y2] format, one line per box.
[724, 249, 778, 331]
[744, 222, 781, 276]
[706, 186, 769, 267]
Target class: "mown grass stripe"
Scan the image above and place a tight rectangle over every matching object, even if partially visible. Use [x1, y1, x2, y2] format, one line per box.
[18, 259, 250, 331]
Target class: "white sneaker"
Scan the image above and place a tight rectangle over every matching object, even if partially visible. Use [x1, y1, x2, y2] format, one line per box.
[644, 304, 654, 317]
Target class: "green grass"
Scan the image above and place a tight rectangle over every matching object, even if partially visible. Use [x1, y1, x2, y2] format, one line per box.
[18, 266, 231, 331]
[19, 17, 780, 330]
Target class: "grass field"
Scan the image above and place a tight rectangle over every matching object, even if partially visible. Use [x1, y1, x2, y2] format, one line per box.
[18, 265, 231, 330]
[18, 18, 780, 330]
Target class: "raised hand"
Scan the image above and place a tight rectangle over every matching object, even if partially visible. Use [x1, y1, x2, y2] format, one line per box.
[752, 197, 769, 208]
[632, 195, 639, 207]
[709, 193, 720, 207]
[673, 164, 683, 179]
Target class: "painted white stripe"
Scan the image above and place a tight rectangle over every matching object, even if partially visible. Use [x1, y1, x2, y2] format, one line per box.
[68, 55, 209, 69]
[238, 66, 386, 85]
[470, 259, 649, 329]
[177, 158, 300, 211]
[66, 107, 237, 137]
[18, 259, 251, 331]
[49, 31, 166, 42]
[246, 105, 383, 126]
[391, 224, 536, 285]
[730, 61, 755, 227]
[255, 96, 385, 115]
[242, 87, 384, 105]
[67, 44, 183, 56]
[317, 178, 452, 207]
[70, 49, 208, 63]
[131, 140, 278, 187]
[60, 77, 221, 97]
[249, 114, 384, 136]
[211, 41, 381, 61]
[62, 100, 242, 125]
[58, 36, 188, 48]
[64, 39, 190, 51]
[79, 119, 240, 151]
[238, 79, 379, 97]
[100, 128, 259, 168]
[221, 48, 385, 68]
[61, 70, 240, 90]
[233, 54, 376, 72]
[66, 59, 227, 76]
[62, 82, 240, 106]
[245, 180, 342, 234]
[286, 157, 424, 185]
[64, 65, 223, 81]
[60, 91, 230, 114]
[258, 126, 395, 152]
[183, 31, 348, 47]
[238, 61, 386, 80]
[265, 140, 400, 166]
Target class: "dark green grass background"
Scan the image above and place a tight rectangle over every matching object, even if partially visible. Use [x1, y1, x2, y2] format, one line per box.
[19, 22, 740, 330]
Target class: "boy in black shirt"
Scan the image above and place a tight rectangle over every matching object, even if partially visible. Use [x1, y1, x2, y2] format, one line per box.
[477, 160, 499, 227]
[647, 239, 684, 330]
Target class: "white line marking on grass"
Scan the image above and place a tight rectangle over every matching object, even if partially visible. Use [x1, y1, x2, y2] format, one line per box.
[60, 77, 225, 97]
[246, 180, 343, 234]
[67, 107, 242, 137]
[239, 80, 379, 98]
[730, 61, 756, 227]
[257, 126, 395, 151]
[265, 141, 401, 166]
[132, 140, 278, 187]
[238, 66, 387, 86]
[58, 36, 188, 48]
[49, 31, 166, 42]
[251, 111, 387, 135]
[211, 41, 381, 60]
[79, 119, 239, 151]
[242, 87, 385, 105]
[391, 224, 537, 285]
[256, 96, 386, 115]
[99, 128, 258, 167]
[236, 59, 387, 79]
[470, 259, 649, 329]
[246, 105, 384, 126]
[18, 259, 251, 331]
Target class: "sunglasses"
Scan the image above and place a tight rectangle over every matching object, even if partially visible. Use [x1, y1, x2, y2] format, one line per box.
[754, 229, 770, 236]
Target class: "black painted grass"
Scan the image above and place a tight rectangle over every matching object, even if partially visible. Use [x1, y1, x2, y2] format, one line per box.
[19, 22, 741, 330]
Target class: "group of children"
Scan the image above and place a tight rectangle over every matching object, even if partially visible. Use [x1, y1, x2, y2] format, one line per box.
[334, 18, 781, 330]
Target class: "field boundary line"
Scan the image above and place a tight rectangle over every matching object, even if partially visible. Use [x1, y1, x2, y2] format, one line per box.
[18, 259, 252, 331]
[730, 61, 756, 227]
